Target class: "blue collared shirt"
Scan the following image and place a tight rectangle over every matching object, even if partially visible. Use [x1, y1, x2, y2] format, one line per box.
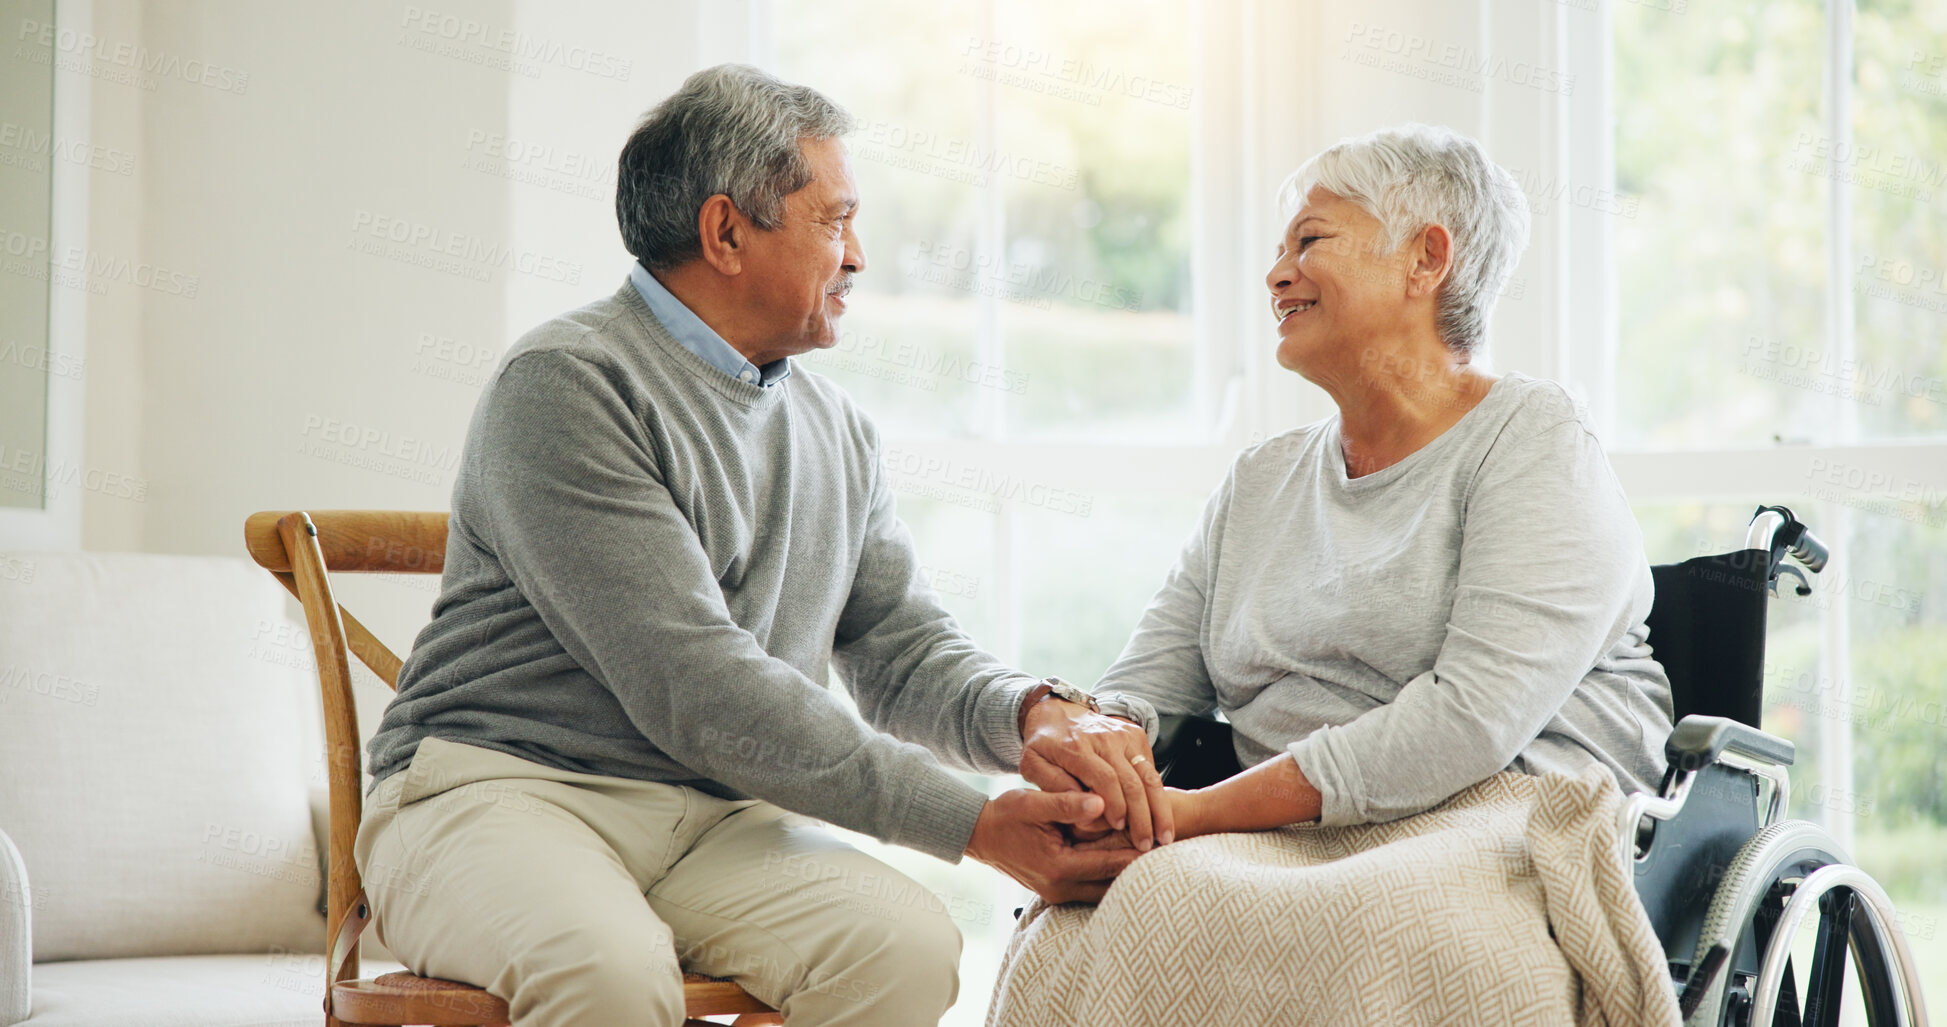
[629, 262, 791, 387]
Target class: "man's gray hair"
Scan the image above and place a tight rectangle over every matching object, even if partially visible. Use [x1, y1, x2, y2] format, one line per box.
[616, 64, 855, 271]
[1280, 124, 1530, 354]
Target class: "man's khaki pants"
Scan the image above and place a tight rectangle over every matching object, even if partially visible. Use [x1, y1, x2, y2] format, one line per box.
[354, 737, 963, 1026]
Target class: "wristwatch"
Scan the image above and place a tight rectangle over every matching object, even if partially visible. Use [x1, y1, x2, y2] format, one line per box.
[1020, 678, 1098, 736]
[1035, 675, 1099, 714]
[1018, 675, 1100, 733]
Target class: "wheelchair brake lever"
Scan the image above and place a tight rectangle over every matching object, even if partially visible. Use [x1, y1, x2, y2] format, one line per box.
[1773, 563, 1812, 597]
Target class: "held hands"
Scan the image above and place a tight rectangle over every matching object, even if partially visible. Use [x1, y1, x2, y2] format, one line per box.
[975, 689, 1192, 905]
[1070, 787, 1206, 851]
[964, 789, 1144, 904]
[1018, 697, 1174, 851]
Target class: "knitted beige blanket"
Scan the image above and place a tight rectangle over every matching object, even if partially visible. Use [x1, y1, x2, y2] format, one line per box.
[986, 768, 1681, 1026]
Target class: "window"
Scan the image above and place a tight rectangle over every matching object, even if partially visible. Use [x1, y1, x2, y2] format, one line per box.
[1612, 0, 1947, 987]
[767, 0, 1249, 694]
[761, 4, 1255, 1020]
[728, 1, 1945, 1016]
[770, 0, 1206, 443]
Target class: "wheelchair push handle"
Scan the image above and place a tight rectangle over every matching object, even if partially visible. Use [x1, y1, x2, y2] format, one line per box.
[1745, 504, 1828, 575]
[1789, 526, 1829, 573]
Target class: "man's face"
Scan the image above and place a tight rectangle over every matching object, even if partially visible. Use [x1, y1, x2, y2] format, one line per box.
[738, 136, 865, 365]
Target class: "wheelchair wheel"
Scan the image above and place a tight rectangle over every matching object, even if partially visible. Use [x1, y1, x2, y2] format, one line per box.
[1685, 820, 1910, 1027]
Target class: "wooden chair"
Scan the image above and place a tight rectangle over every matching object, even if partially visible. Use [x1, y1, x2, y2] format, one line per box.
[244, 510, 783, 1027]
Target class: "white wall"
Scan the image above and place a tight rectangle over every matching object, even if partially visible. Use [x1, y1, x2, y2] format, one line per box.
[76, 0, 145, 551]
[65, 0, 698, 718]
[133, 0, 517, 560]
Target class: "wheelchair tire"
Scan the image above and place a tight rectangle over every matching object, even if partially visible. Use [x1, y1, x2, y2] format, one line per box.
[1685, 819, 1852, 1027]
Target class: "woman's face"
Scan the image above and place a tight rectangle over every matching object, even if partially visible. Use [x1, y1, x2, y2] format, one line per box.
[1265, 187, 1417, 379]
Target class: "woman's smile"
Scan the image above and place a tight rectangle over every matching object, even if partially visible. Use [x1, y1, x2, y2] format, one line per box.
[1274, 298, 1316, 325]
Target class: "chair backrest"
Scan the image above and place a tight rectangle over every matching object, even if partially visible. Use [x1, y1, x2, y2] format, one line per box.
[243, 510, 449, 994]
[1645, 550, 1772, 728]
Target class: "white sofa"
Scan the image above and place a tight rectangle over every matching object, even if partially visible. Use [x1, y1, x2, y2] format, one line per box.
[0, 551, 398, 1027]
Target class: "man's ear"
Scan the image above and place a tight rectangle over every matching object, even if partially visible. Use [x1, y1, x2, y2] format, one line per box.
[696, 194, 746, 275]
[1405, 222, 1453, 299]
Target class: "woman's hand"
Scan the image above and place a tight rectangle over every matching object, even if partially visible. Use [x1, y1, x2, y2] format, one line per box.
[1020, 699, 1174, 850]
[1188, 754, 1321, 834]
[1074, 757, 1323, 847]
[1070, 788, 1207, 850]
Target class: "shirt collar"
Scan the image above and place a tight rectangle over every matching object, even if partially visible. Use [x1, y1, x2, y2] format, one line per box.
[628, 262, 791, 387]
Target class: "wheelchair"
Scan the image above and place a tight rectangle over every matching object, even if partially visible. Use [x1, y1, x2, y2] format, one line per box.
[1150, 505, 1931, 1026]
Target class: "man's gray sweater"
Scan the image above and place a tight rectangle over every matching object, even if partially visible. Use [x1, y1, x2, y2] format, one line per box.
[367, 279, 1037, 862]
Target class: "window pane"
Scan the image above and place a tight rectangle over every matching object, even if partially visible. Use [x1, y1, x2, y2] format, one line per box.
[1613, 2, 1828, 447]
[772, 0, 1200, 442]
[771, 2, 993, 438]
[1851, 1, 1947, 438]
[1833, 501, 1947, 984]
[1016, 491, 1206, 686]
[989, 0, 1197, 441]
[895, 493, 1001, 646]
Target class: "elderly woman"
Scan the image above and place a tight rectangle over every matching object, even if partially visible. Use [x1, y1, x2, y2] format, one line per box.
[1091, 122, 1673, 839]
[990, 124, 1682, 1027]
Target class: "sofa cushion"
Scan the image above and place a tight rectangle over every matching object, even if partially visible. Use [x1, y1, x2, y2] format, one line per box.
[0, 553, 324, 961]
[23, 953, 405, 1026]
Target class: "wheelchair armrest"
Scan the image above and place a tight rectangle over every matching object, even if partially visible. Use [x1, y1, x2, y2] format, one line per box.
[0, 827, 29, 1027]
[1666, 715, 1794, 772]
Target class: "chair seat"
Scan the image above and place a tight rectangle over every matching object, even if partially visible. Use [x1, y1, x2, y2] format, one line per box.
[330, 970, 778, 1024]
[333, 973, 506, 1025]
[674, 972, 782, 1015]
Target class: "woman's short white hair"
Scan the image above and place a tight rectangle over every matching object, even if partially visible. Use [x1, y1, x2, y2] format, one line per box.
[1280, 124, 1530, 354]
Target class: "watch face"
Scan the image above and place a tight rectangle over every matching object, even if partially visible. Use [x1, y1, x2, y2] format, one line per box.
[1048, 679, 1098, 711]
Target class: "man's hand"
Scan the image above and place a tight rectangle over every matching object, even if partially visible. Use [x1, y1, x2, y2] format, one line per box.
[1019, 697, 1173, 850]
[964, 789, 1143, 904]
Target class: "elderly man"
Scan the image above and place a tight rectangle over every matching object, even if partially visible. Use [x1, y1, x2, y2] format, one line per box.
[353, 64, 1165, 1027]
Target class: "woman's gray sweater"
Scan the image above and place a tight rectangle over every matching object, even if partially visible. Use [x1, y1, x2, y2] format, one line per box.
[1097, 373, 1674, 826]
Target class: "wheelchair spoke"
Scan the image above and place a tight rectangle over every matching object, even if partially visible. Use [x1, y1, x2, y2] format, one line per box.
[1805, 889, 1854, 1027]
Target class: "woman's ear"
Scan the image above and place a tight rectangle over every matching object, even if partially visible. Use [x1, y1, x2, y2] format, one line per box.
[695, 194, 746, 276]
[1406, 223, 1453, 299]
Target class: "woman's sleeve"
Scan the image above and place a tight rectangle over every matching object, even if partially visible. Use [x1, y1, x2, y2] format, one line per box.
[1092, 467, 1235, 737]
[1288, 418, 1648, 826]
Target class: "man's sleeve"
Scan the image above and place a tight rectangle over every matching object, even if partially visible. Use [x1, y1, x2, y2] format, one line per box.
[1287, 419, 1647, 826]
[830, 429, 1040, 775]
[469, 349, 988, 862]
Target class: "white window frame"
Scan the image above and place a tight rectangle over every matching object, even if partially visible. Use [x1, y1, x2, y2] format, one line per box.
[731, 2, 1947, 850]
[1568, 0, 1947, 853]
[743, 0, 1311, 663]
[0, 0, 92, 551]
